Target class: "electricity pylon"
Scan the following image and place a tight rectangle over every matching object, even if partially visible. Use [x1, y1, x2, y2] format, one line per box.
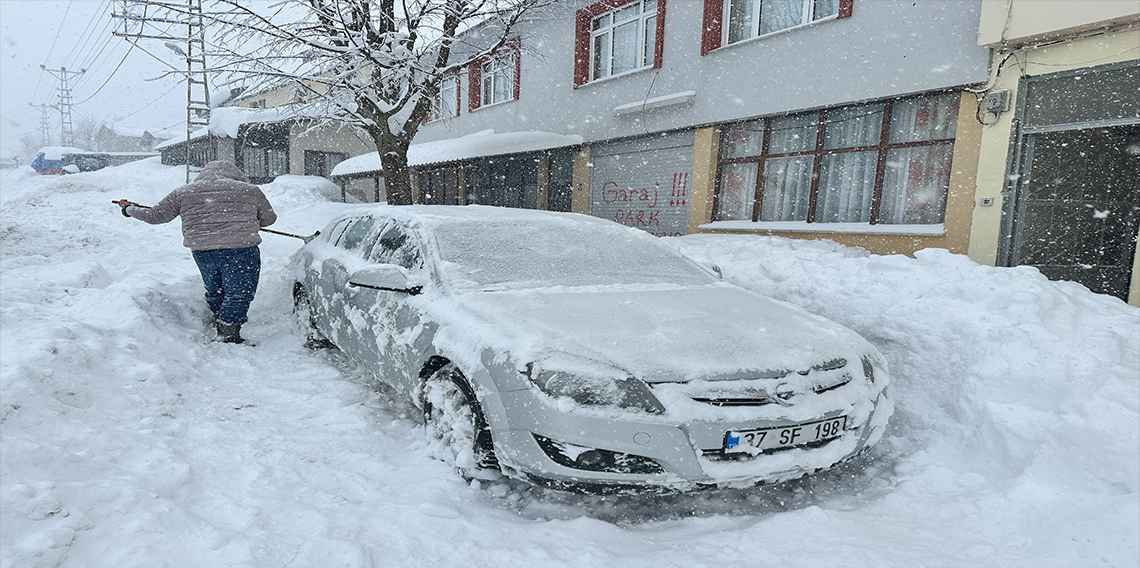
[113, 0, 211, 182]
[40, 66, 86, 147]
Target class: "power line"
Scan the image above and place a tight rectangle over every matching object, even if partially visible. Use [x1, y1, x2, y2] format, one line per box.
[63, 0, 112, 71]
[74, 41, 137, 105]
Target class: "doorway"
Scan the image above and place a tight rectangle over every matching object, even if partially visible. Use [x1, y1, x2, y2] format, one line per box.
[1002, 62, 1140, 302]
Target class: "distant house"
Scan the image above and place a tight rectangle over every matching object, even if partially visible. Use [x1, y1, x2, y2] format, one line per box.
[157, 106, 375, 187]
[94, 125, 174, 152]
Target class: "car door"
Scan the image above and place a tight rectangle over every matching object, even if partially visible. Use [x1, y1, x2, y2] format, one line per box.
[303, 217, 352, 334]
[312, 216, 380, 351]
[351, 221, 432, 395]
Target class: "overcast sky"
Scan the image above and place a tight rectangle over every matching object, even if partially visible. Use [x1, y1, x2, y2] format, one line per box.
[1, 0, 192, 161]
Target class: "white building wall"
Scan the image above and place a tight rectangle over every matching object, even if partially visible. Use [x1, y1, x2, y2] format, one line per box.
[414, 0, 990, 145]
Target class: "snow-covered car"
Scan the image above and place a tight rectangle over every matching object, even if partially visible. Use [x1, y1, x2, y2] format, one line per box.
[289, 205, 892, 493]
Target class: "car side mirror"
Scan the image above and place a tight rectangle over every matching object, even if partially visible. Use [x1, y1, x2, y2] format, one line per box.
[348, 264, 422, 295]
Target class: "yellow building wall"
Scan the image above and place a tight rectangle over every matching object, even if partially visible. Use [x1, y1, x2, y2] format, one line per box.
[571, 147, 592, 215]
[968, 29, 1140, 305]
[978, 0, 1139, 47]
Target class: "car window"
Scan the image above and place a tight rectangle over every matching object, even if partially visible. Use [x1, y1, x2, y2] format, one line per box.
[324, 218, 353, 245]
[370, 223, 422, 270]
[338, 217, 376, 251]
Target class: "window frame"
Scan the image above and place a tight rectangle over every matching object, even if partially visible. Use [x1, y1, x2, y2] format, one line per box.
[468, 38, 521, 112]
[574, 0, 666, 88]
[701, 0, 851, 55]
[427, 73, 460, 122]
[712, 91, 961, 227]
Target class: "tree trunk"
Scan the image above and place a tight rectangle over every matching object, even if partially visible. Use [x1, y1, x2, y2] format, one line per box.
[378, 138, 414, 205]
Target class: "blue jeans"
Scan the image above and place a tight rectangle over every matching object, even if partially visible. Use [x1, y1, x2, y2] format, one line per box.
[192, 246, 260, 325]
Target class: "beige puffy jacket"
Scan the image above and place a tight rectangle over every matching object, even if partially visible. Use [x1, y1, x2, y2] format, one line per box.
[127, 161, 277, 251]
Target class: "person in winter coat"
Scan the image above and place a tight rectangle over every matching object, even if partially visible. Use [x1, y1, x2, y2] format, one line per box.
[114, 160, 276, 344]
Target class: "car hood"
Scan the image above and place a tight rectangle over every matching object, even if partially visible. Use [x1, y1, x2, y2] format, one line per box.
[447, 284, 873, 383]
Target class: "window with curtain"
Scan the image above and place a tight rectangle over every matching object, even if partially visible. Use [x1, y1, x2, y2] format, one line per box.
[714, 91, 960, 226]
[481, 54, 516, 106]
[589, 0, 658, 81]
[724, 0, 839, 45]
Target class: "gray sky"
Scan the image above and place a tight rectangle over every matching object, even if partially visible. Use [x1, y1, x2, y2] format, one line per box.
[1, 0, 191, 161]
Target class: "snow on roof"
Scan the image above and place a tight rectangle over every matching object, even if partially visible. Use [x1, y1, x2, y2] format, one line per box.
[331, 129, 584, 177]
[154, 106, 300, 150]
[35, 146, 88, 160]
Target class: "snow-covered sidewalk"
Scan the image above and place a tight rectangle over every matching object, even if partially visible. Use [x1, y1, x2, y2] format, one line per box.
[2, 159, 1137, 568]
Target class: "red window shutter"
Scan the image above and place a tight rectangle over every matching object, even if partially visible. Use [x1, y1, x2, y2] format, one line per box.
[512, 46, 522, 101]
[839, 0, 853, 19]
[468, 60, 483, 112]
[573, 9, 592, 88]
[701, 0, 723, 55]
[653, 0, 666, 68]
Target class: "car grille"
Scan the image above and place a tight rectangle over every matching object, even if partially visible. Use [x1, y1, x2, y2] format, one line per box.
[657, 359, 852, 408]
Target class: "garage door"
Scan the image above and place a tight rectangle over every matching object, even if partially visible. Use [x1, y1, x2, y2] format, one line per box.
[590, 131, 694, 236]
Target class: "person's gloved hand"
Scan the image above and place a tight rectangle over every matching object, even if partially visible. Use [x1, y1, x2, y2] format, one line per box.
[114, 199, 140, 217]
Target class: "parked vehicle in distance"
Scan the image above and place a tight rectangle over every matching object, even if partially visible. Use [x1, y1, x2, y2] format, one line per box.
[289, 205, 893, 493]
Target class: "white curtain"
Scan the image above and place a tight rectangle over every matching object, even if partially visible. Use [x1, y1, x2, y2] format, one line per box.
[815, 151, 876, 222]
[880, 145, 953, 224]
[716, 163, 757, 221]
[760, 156, 813, 221]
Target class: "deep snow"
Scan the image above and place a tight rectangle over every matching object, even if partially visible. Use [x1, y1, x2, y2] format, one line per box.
[1, 158, 1137, 568]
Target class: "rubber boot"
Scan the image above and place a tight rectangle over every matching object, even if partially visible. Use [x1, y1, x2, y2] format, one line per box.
[216, 321, 245, 344]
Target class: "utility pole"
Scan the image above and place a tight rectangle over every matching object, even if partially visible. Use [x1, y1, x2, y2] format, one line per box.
[113, 0, 211, 182]
[29, 103, 53, 147]
[40, 66, 86, 147]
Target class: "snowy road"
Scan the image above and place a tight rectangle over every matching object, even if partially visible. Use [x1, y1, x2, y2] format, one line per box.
[2, 159, 1137, 567]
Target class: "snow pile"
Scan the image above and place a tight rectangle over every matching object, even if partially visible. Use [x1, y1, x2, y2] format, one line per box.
[1, 161, 1137, 567]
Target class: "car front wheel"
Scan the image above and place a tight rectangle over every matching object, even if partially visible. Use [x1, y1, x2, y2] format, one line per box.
[292, 283, 334, 349]
[423, 364, 501, 481]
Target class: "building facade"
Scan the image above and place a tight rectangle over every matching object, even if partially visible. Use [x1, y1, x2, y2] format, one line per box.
[413, 0, 989, 250]
[970, 0, 1139, 304]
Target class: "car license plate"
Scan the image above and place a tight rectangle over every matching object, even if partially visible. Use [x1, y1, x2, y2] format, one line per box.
[724, 416, 847, 453]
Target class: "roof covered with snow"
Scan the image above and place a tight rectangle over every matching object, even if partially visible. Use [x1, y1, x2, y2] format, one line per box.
[331, 130, 584, 177]
[154, 106, 301, 150]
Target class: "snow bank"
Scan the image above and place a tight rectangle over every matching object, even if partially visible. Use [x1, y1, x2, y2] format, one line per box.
[1, 163, 1136, 568]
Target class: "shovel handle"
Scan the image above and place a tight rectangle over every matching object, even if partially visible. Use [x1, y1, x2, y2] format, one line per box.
[260, 227, 320, 244]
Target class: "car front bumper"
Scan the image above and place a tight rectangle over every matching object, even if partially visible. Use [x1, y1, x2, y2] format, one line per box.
[487, 389, 892, 494]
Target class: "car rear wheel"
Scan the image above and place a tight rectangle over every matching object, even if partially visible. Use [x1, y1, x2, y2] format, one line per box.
[292, 283, 334, 349]
[423, 364, 501, 481]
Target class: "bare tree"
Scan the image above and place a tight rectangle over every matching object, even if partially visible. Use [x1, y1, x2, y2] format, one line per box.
[17, 134, 43, 164]
[172, 0, 545, 205]
[72, 117, 104, 151]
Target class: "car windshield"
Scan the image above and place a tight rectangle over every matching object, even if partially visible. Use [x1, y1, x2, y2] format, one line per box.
[433, 220, 717, 290]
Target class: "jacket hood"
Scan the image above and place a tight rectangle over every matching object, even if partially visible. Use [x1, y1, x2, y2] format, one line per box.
[194, 160, 252, 184]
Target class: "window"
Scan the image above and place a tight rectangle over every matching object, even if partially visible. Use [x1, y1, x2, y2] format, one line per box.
[429, 75, 459, 121]
[713, 91, 960, 226]
[371, 224, 423, 270]
[574, 0, 666, 88]
[482, 54, 516, 106]
[304, 150, 347, 178]
[701, 0, 851, 54]
[590, 0, 657, 80]
[338, 217, 376, 251]
[468, 40, 520, 111]
[243, 147, 289, 181]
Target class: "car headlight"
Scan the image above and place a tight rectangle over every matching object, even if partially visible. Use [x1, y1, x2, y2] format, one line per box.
[525, 362, 665, 415]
